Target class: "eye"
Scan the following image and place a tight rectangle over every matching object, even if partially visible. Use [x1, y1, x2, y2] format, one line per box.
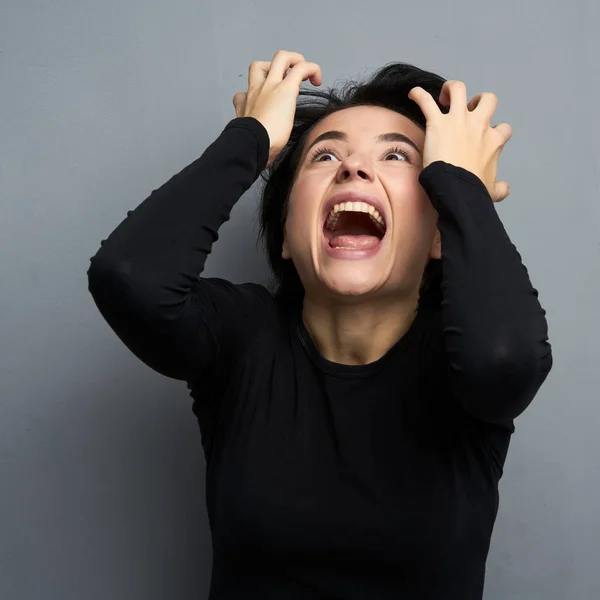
[307, 145, 338, 162]
[383, 146, 412, 162]
[308, 145, 412, 163]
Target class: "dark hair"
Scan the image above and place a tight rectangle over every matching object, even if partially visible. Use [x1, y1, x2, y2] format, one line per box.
[257, 61, 449, 311]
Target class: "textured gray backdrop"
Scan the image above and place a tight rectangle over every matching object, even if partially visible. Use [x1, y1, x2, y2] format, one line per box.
[1, 0, 598, 598]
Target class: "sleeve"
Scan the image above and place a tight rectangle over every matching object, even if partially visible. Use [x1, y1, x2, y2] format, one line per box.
[418, 161, 553, 425]
[87, 117, 272, 385]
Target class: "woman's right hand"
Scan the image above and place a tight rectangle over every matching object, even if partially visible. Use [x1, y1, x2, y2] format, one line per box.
[232, 50, 322, 167]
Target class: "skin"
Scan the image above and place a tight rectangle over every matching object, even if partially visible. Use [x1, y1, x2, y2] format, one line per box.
[281, 105, 442, 366]
[234, 50, 511, 366]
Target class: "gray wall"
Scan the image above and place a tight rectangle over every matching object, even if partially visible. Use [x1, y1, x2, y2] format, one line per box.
[1, 0, 598, 598]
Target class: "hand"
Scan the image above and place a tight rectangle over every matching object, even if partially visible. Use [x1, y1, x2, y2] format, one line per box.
[408, 80, 513, 202]
[233, 50, 322, 167]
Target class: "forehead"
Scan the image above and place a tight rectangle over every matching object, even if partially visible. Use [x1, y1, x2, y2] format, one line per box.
[306, 105, 425, 147]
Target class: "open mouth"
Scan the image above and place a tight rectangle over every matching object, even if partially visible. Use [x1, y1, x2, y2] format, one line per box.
[323, 202, 387, 250]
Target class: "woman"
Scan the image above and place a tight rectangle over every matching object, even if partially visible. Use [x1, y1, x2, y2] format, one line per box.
[88, 50, 553, 599]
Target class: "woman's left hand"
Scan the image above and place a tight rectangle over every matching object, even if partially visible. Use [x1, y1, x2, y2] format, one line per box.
[408, 80, 513, 203]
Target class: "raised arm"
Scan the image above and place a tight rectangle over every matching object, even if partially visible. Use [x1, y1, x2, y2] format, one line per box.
[419, 161, 552, 424]
[88, 51, 323, 384]
[409, 81, 552, 424]
[87, 117, 271, 382]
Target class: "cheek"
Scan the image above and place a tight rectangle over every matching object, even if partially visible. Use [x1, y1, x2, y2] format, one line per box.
[393, 190, 438, 249]
[285, 203, 311, 239]
[285, 182, 324, 241]
[282, 203, 314, 262]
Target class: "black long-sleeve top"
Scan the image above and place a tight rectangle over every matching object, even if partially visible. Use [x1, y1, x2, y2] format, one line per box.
[87, 116, 553, 599]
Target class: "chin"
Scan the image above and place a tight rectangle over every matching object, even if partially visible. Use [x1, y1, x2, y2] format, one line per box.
[320, 271, 384, 300]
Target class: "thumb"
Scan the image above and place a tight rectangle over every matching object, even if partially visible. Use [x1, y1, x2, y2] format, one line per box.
[492, 180, 510, 203]
[232, 91, 247, 117]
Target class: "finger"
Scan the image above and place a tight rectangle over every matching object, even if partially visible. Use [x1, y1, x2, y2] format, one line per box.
[438, 87, 450, 106]
[467, 92, 497, 113]
[492, 122, 513, 146]
[248, 61, 271, 89]
[285, 61, 323, 88]
[439, 80, 468, 113]
[266, 50, 307, 83]
[232, 91, 246, 116]
[408, 86, 441, 120]
[469, 94, 499, 128]
[492, 180, 510, 202]
[309, 65, 323, 86]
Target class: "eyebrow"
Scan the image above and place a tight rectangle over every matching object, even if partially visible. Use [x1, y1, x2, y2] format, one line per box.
[304, 130, 422, 158]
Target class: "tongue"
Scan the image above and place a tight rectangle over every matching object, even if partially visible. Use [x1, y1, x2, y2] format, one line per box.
[329, 234, 380, 249]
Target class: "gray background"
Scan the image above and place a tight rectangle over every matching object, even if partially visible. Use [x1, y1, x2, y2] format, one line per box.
[1, 0, 598, 598]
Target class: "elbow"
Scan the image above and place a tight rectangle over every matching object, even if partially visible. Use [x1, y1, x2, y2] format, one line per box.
[87, 251, 135, 311]
[87, 254, 111, 301]
[455, 340, 553, 424]
[88, 254, 114, 297]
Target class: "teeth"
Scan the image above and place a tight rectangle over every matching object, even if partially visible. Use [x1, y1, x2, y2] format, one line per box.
[325, 201, 386, 231]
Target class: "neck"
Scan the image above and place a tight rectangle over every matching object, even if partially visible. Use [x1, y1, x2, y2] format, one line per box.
[301, 292, 420, 366]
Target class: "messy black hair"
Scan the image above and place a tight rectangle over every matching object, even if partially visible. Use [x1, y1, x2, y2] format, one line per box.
[257, 61, 449, 311]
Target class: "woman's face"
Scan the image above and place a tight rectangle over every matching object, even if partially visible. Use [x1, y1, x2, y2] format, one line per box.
[282, 105, 440, 302]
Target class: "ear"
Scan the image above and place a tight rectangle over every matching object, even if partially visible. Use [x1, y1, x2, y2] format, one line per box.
[429, 226, 441, 260]
[282, 235, 290, 260]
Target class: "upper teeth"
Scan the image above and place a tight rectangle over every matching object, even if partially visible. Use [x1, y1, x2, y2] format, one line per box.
[325, 201, 386, 231]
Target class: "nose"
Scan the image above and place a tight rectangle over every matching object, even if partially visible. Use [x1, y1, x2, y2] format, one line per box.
[335, 154, 374, 183]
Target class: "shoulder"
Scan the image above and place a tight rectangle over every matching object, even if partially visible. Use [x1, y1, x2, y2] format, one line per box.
[193, 277, 276, 314]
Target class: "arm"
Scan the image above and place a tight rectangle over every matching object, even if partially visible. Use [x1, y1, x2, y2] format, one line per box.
[87, 117, 271, 383]
[419, 161, 553, 424]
